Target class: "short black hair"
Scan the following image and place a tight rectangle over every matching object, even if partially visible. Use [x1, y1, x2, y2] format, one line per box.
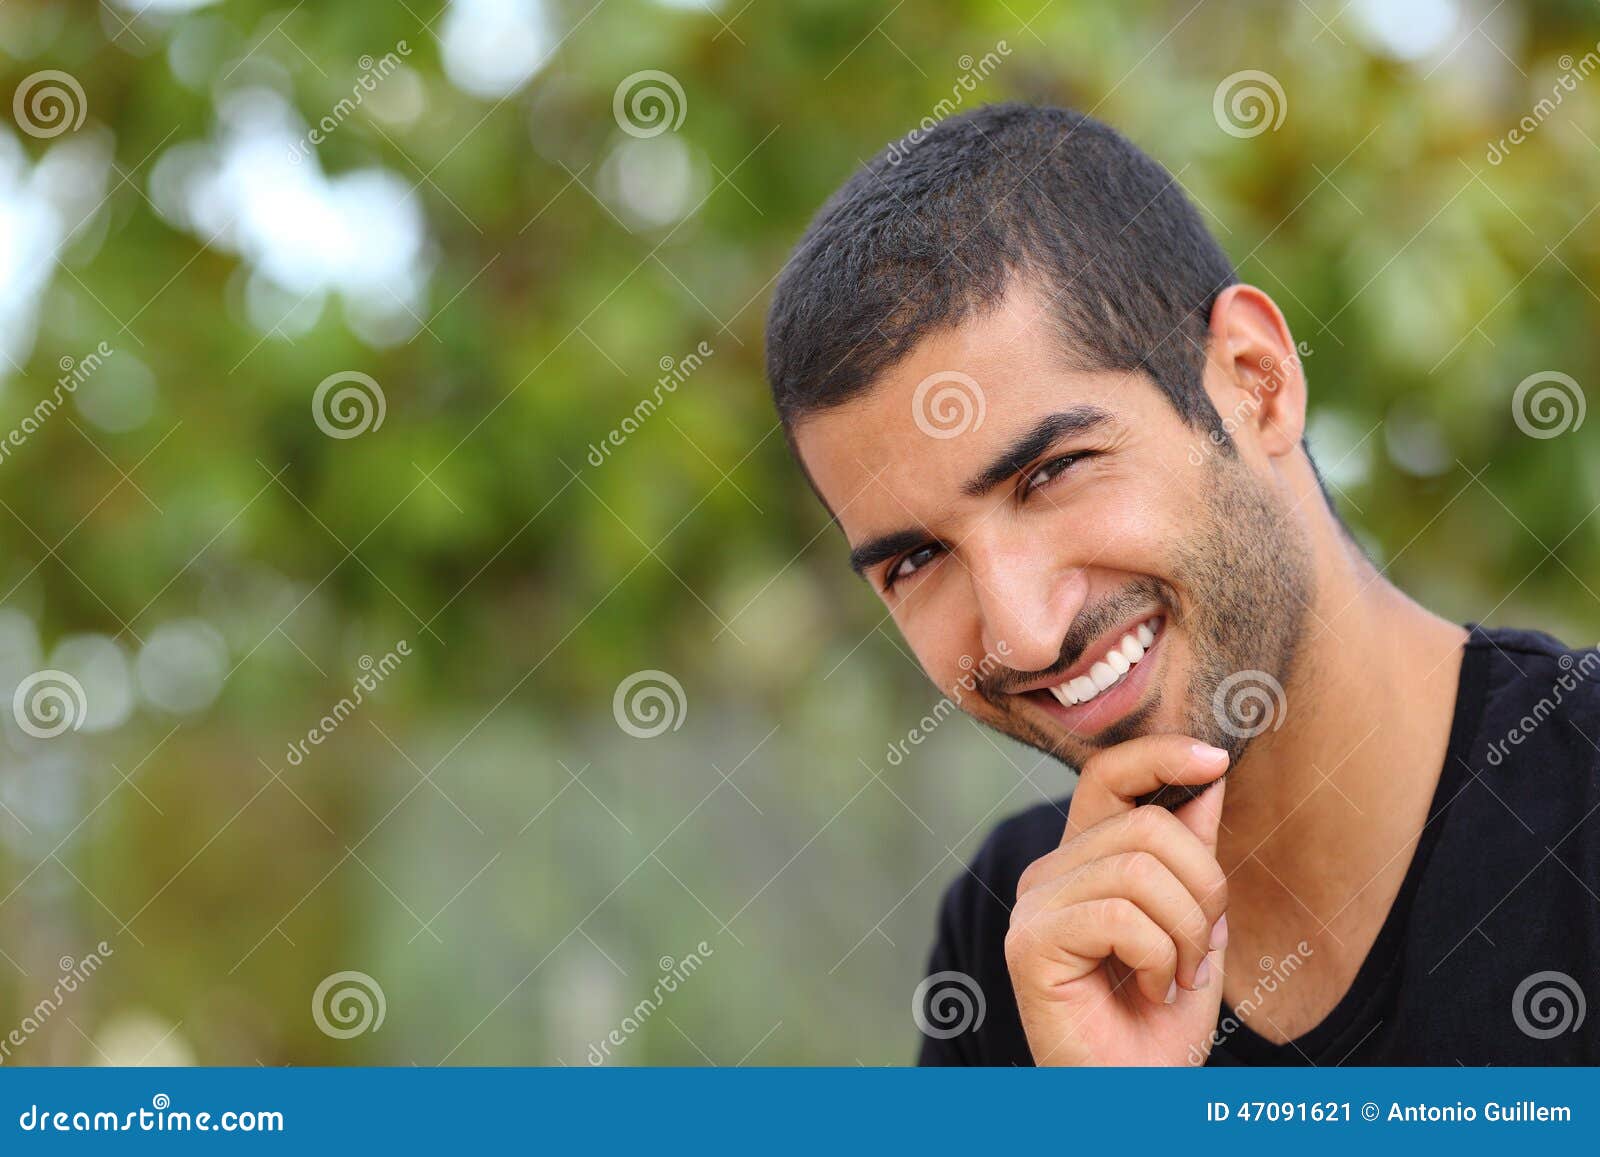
[764, 103, 1238, 431]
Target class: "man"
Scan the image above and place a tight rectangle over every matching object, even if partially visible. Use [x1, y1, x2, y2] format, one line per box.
[763, 104, 1600, 1065]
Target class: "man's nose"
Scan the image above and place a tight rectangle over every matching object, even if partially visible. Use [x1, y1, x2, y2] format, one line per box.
[970, 550, 1088, 673]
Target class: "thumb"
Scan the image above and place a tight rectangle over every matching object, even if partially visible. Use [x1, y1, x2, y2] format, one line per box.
[1173, 775, 1226, 855]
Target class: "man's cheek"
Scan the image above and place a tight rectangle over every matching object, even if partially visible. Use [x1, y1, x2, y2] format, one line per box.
[892, 605, 959, 689]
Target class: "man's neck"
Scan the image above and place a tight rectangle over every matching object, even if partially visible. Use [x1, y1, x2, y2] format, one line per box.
[1215, 525, 1468, 956]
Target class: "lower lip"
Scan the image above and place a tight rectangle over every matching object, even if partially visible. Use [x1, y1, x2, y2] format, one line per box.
[1029, 621, 1165, 737]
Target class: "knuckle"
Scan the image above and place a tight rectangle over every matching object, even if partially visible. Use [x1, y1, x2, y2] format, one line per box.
[1014, 851, 1057, 901]
[1010, 888, 1043, 927]
[1094, 895, 1140, 930]
[1118, 850, 1163, 887]
[1177, 906, 1211, 949]
[1138, 927, 1180, 969]
[1128, 939, 1176, 978]
[1077, 750, 1108, 782]
[1201, 870, 1230, 917]
[1149, 937, 1179, 973]
[1003, 924, 1039, 972]
[1059, 820, 1099, 856]
[1124, 804, 1174, 843]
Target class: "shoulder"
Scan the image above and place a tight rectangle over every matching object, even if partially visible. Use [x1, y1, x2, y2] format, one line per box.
[948, 796, 1071, 914]
[1411, 626, 1600, 1057]
[1472, 622, 1599, 672]
[918, 796, 1069, 1065]
[1437, 624, 1600, 883]
[1469, 624, 1600, 784]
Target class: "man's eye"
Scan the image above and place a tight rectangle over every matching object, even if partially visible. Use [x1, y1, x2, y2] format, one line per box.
[1023, 452, 1086, 496]
[886, 544, 942, 589]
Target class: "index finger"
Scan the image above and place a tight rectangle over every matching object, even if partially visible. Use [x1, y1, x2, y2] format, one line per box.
[1063, 733, 1229, 842]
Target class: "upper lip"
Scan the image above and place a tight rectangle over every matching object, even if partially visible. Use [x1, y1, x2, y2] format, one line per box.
[1009, 610, 1163, 695]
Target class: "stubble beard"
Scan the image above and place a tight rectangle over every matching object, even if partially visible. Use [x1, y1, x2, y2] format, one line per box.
[976, 454, 1316, 810]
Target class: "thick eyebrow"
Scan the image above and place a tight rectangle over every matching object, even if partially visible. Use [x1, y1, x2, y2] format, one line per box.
[848, 528, 932, 579]
[845, 405, 1117, 580]
[961, 406, 1116, 497]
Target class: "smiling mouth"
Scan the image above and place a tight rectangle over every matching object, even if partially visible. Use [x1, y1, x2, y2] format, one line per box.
[1018, 614, 1165, 713]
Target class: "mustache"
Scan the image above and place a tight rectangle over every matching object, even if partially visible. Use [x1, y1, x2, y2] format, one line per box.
[979, 576, 1174, 700]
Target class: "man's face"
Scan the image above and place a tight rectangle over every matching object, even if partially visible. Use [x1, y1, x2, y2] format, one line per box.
[793, 283, 1315, 789]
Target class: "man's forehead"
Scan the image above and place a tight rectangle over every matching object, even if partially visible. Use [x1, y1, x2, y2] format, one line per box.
[788, 283, 1168, 535]
[794, 383, 1131, 569]
[795, 362, 1130, 499]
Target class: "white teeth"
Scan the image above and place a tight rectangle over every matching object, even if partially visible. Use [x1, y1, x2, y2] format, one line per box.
[1041, 618, 1162, 709]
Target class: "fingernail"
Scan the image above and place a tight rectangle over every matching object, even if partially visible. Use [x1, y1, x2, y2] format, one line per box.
[1191, 743, 1229, 766]
[1194, 959, 1212, 989]
[1164, 980, 1178, 1004]
[1210, 913, 1229, 951]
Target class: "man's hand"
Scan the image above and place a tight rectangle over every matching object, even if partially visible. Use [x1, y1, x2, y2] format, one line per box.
[1005, 735, 1230, 1066]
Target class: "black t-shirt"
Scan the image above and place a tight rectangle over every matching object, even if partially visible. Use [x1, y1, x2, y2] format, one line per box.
[917, 624, 1600, 1065]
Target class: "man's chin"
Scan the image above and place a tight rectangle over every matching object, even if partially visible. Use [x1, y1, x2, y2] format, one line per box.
[1136, 776, 1222, 812]
[977, 695, 1245, 811]
[980, 696, 1177, 784]
[1078, 696, 1163, 749]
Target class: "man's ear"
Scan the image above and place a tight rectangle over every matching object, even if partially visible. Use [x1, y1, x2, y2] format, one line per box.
[1205, 284, 1306, 460]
